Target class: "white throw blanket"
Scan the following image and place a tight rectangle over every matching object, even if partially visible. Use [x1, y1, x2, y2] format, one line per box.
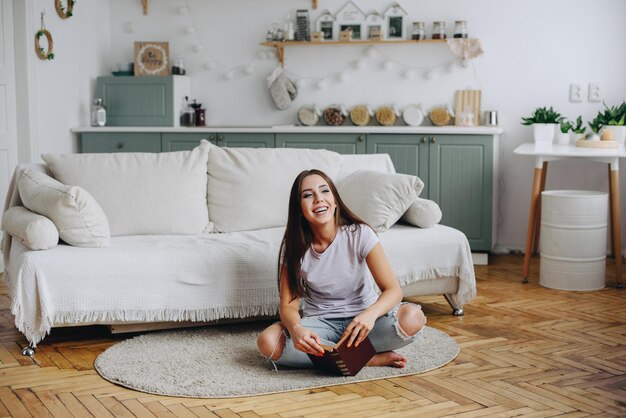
[5, 224, 475, 345]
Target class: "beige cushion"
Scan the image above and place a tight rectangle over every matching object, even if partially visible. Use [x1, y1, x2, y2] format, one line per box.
[17, 169, 110, 247]
[2, 206, 59, 250]
[41, 142, 211, 236]
[337, 170, 424, 232]
[402, 198, 442, 228]
[206, 142, 343, 232]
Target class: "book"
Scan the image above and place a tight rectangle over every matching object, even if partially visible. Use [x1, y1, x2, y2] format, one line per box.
[307, 335, 376, 376]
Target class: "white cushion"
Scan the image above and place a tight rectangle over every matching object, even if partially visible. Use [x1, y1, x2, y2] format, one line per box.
[402, 198, 442, 228]
[2, 206, 59, 250]
[337, 170, 424, 233]
[206, 142, 343, 232]
[41, 142, 211, 236]
[17, 169, 110, 247]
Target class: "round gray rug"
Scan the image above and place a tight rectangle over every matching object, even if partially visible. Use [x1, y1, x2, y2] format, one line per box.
[95, 323, 459, 398]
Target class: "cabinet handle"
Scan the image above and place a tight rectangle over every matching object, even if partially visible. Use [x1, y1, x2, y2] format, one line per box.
[208, 134, 216, 140]
[358, 135, 364, 142]
[218, 135, 224, 141]
[430, 137, 436, 143]
[116, 142, 124, 149]
[421, 137, 427, 144]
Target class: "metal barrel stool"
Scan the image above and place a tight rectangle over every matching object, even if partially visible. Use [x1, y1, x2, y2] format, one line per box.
[540, 190, 608, 291]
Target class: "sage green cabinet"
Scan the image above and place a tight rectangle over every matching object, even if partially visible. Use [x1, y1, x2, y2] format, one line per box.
[218, 133, 275, 148]
[367, 134, 493, 251]
[276, 133, 366, 154]
[162, 132, 215, 151]
[81, 132, 161, 153]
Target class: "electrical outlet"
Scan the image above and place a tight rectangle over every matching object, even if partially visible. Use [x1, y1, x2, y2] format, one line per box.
[588, 83, 601, 102]
[569, 83, 583, 102]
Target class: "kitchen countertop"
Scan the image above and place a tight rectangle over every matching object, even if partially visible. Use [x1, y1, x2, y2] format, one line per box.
[72, 126, 504, 135]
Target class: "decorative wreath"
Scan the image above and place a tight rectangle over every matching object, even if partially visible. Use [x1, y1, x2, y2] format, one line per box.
[55, 0, 75, 19]
[35, 30, 54, 60]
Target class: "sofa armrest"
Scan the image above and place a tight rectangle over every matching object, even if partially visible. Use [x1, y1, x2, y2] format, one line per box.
[2, 206, 59, 250]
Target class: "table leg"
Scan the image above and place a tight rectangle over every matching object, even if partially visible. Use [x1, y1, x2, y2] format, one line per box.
[608, 165, 615, 258]
[532, 162, 548, 254]
[609, 167, 623, 287]
[523, 163, 545, 283]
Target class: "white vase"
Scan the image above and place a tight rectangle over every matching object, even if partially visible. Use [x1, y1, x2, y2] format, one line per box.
[556, 131, 570, 145]
[533, 123, 556, 144]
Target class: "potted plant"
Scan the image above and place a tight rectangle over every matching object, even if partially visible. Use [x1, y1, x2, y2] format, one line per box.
[593, 101, 626, 143]
[556, 119, 572, 145]
[521, 106, 563, 145]
[571, 116, 586, 141]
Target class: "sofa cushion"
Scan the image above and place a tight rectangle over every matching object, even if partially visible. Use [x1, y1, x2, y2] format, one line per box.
[17, 169, 110, 247]
[206, 142, 343, 232]
[402, 198, 443, 228]
[41, 142, 211, 236]
[2, 206, 59, 250]
[337, 170, 424, 233]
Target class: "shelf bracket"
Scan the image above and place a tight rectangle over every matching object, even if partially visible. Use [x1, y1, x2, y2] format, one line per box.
[312, 0, 318, 9]
[141, 0, 148, 15]
[275, 45, 285, 68]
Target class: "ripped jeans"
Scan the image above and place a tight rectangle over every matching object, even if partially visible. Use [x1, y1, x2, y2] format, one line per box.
[271, 302, 425, 369]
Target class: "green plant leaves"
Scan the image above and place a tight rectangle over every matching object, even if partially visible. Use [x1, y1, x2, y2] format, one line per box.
[520, 106, 563, 125]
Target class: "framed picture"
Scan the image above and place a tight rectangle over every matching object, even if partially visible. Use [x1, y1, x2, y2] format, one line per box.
[134, 41, 170, 76]
[388, 16, 403, 38]
[383, 3, 407, 40]
[340, 24, 361, 40]
[317, 10, 335, 40]
[365, 11, 384, 40]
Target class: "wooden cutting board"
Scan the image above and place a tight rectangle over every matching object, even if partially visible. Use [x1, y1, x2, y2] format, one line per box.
[455, 90, 481, 126]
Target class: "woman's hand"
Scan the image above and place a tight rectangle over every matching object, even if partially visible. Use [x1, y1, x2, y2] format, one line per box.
[290, 325, 325, 356]
[344, 310, 378, 348]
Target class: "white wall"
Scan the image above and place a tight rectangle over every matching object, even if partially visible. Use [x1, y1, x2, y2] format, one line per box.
[28, 0, 626, 253]
[18, 0, 110, 158]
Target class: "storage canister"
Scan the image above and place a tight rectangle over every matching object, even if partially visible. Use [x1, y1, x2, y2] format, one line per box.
[539, 190, 608, 291]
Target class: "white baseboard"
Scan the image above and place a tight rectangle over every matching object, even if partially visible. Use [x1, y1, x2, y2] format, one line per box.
[471, 252, 488, 265]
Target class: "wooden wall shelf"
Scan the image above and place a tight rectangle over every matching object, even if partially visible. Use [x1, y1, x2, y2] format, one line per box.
[261, 39, 448, 67]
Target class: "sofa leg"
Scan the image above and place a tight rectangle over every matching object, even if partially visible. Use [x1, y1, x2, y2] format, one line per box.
[443, 294, 464, 316]
[21, 343, 36, 357]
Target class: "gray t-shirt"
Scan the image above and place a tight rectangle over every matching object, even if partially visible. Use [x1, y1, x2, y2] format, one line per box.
[300, 224, 380, 318]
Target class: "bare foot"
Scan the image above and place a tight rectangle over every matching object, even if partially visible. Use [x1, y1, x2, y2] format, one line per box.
[366, 351, 406, 368]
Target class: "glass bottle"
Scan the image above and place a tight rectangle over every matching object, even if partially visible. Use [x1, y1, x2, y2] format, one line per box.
[90, 98, 106, 127]
[411, 22, 425, 40]
[453, 20, 468, 38]
[432, 21, 446, 40]
[180, 96, 195, 127]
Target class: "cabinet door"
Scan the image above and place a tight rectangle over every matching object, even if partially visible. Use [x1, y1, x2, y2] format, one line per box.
[366, 134, 429, 197]
[81, 132, 161, 153]
[162, 133, 216, 151]
[276, 133, 366, 154]
[428, 135, 493, 251]
[217, 133, 275, 148]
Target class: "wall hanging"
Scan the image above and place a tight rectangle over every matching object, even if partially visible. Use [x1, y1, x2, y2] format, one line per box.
[35, 11, 54, 60]
[55, 0, 75, 19]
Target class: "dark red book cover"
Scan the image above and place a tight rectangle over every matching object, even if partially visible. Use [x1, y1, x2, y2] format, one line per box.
[307, 335, 376, 376]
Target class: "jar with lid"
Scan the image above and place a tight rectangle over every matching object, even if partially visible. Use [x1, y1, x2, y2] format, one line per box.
[180, 96, 196, 127]
[410, 22, 425, 40]
[453, 20, 468, 38]
[432, 21, 446, 39]
[90, 98, 106, 127]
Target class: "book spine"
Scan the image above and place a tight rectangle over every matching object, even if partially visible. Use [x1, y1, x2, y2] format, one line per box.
[331, 353, 350, 376]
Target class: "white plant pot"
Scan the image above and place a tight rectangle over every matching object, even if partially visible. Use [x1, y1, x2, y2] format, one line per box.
[533, 123, 556, 144]
[602, 126, 626, 144]
[556, 131, 570, 145]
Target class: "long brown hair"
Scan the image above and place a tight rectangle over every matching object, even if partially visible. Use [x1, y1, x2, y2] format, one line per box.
[278, 169, 366, 300]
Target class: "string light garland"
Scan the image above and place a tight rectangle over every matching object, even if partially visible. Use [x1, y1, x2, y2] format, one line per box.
[178, 0, 479, 88]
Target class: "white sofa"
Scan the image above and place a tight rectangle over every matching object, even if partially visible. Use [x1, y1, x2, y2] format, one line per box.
[2, 142, 476, 352]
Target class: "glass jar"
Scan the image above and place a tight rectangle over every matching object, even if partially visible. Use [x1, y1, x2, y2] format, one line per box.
[432, 21, 446, 40]
[410, 22, 425, 40]
[453, 20, 468, 38]
[180, 97, 195, 127]
[90, 98, 106, 127]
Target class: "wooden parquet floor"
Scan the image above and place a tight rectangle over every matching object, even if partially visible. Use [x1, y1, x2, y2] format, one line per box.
[1, 254, 625, 417]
